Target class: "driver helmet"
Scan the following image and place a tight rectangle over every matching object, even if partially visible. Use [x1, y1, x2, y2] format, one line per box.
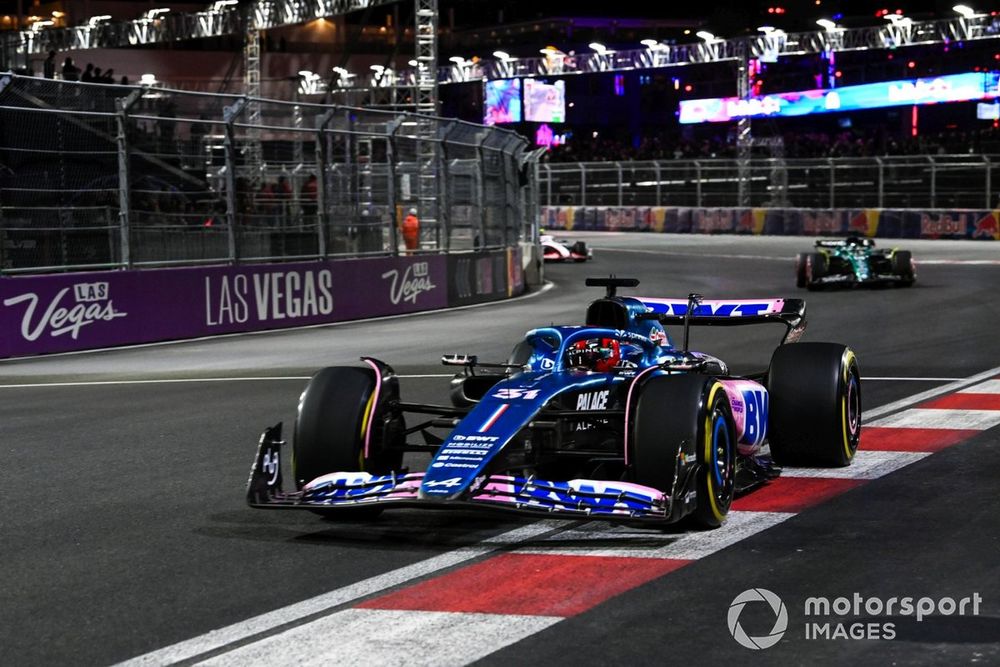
[566, 338, 621, 372]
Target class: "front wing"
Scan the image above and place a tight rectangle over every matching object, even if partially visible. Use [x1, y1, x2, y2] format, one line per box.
[247, 425, 670, 522]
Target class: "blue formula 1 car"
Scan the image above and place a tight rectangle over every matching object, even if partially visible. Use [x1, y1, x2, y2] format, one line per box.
[248, 278, 861, 528]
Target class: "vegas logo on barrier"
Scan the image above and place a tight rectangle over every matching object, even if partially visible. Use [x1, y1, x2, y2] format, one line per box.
[382, 262, 437, 305]
[728, 588, 788, 650]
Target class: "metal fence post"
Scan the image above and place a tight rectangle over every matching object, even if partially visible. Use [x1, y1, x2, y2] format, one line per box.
[615, 161, 623, 207]
[222, 98, 247, 264]
[653, 161, 661, 206]
[314, 108, 336, 258]
[115, 88, 143, 269]
[828, 158, 835, 209]
[438, 122, 456, 252]
[929, 156, 936, 208]
[475, 132, 488, 249]
[985, 156, 992, 209]
[579, 162, 586, 207]
[876, 156, 884, 208]
[694, 161, 702, 208]
[386, 117, 402, 256]
[543, 163, 551, 207]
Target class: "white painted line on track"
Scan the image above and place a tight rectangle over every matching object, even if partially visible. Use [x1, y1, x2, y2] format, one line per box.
[863, 364, 1000, 421]
[195, 609, 561, 667]
[0, 374, 965, 390]
[516, 511, 793, 561]
[0, 374, 454, 389]
[862, 377, 963, 382]
[867, 408, 1000, 431]
[781, 450, 931, 480]
[113, 521, 564, 667]
[600, 247, 1000, 266]
[960, 379, 1000, 394]
[599, 247, 787, 262]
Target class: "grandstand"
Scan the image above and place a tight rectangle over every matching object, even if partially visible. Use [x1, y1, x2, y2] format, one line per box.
[1, 1, 998, 272]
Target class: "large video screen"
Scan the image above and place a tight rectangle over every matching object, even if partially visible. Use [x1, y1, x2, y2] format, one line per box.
[679, 72, 1000, 124]
[484, 79, 522, 125]
[524, 78, 566, 123]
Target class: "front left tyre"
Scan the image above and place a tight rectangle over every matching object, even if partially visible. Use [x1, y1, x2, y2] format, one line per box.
[631, 374, 736, 528]
[293, 366, 405, 517]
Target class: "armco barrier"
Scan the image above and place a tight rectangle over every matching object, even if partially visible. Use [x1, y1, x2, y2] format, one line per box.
[541, 207, 1000, 240]
[0, 248, 523, 359]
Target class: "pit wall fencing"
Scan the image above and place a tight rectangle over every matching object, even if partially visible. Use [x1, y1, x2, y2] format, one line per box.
[0, 248, 523, 359]
[541, 206, 1000, 240]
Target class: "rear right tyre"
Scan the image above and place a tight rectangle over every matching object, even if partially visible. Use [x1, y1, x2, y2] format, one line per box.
[891, 250, 915, 287]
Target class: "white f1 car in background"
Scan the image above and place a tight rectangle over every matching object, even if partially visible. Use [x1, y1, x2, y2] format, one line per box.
[541, 234, 593, 262]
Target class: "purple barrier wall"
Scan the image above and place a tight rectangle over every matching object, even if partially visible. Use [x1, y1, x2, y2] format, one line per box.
[0, 256, 450, 359]
[541, 206, 1000, 240]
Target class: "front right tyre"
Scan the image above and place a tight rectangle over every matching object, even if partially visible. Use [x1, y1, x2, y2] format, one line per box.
[767, 343, 861, 467]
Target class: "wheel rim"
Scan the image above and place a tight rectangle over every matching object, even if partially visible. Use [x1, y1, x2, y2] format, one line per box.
[846, 373, 861, 439]
[711, 410, 734, 505]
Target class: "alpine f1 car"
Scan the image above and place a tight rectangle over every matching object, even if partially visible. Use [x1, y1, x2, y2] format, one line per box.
[796, 236, 915, 290]
[542, 233, 592, 262]
[248, 278, 861, 528]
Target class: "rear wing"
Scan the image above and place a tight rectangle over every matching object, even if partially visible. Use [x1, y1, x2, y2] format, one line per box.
[815, 237, 873, 248]
[637, 297, 806, 344]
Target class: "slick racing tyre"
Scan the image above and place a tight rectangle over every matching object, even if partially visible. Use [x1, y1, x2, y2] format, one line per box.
[804, 252, 827, 291]
[632, 374, 736, 528]
[570, 241, 589, 262]
[891, 250, 915, 287]
[795, 253, 809, 288]
[294, 366, 404, 518]
[767, 343, 861, 467]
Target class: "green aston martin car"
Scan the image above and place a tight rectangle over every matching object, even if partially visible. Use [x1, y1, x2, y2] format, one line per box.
[796, 237, 915, 290]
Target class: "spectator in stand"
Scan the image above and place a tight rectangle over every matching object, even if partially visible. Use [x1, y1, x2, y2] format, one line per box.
[301, 174, 318, 218]
[257, 181, 276, 226]
[120, 75, 130, 86]
[275, 175, 292, 225]
[62, 57, 80, 81]
[81, 63, 94, 82]
[43, 51, 56, 79]
[92, 67, 102, 82]
[102, 68, 115, 84]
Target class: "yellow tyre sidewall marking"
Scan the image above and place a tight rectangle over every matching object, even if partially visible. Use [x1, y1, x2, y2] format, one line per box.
[840, 349, 858, 461]
[703, 383, 727, 522]
[358, 388, 377, 471]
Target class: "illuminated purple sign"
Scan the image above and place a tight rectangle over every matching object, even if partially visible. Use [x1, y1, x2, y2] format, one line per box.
[679, 72, 1000, 124]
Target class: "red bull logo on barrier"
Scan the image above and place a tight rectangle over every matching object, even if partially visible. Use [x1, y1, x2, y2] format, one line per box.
[803, 212, 845, 235]
[973, 212, 1000, 240]
[920, 213, 968, 237]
